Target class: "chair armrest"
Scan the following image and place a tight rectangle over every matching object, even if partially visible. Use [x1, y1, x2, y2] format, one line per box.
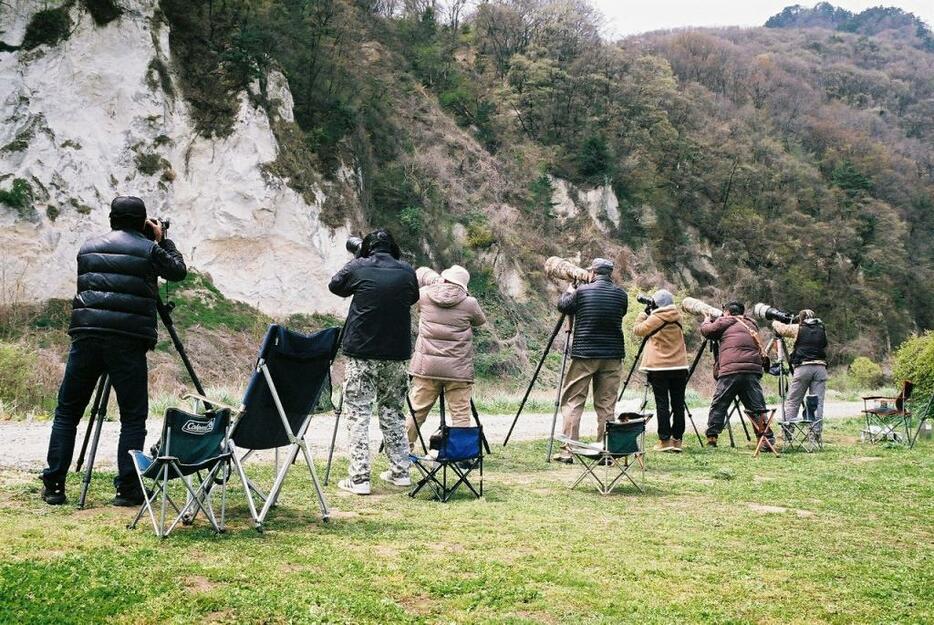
[862, 395, 897, 401]
[182, 393, 239, 413]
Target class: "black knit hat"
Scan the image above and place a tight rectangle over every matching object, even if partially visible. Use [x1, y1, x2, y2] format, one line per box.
[110, 196, 147, 220]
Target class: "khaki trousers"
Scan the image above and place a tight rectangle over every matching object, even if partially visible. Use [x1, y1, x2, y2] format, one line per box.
[406, 377, 473, 449]
[560, 358, 622, 444]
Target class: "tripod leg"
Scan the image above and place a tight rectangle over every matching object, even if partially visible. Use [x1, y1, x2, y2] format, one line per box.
[323, 390, 343, 486]
[547, 322, 573, 463]
[685, 405, 703, 447]
[78, 377, 111, 509]
[736, 399, 751, 441]
[503, 314, 565, 447]
[618, 336, 649, 402]
[470, 399, 491, 455]
[75, 376, 107, 473]
[725, 403, 737, 449]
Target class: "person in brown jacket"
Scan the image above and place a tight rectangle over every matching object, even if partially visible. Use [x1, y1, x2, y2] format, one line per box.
[700, 301, 774, 448]
[633, 289, 689, 452]
[406, 265, 486, 449]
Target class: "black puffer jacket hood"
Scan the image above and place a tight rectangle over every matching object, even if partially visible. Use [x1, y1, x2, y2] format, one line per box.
[557, 275, 628, 359]
[329, 252, 420, 361]
[69, 229, 188, 347]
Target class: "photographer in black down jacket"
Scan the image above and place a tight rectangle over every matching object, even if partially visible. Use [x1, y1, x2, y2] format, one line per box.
[552, 258, 628, 463]
[41, 196, 187, 507]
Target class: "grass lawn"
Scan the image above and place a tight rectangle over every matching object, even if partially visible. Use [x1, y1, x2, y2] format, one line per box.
[0, 417, 931, 625]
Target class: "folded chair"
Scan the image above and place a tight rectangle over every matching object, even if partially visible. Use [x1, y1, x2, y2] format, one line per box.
[409, 396, 483, 502]
[557, 416, 649, 495]
[781, 394, 823, 452]
[862, 381, 913, 445]
[188, 324, 339, 530]
[129, 407, 232, 538]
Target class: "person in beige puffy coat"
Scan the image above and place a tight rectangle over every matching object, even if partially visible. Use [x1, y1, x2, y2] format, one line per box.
[633, 289, 689, 452]
[406, 265, 486, 449]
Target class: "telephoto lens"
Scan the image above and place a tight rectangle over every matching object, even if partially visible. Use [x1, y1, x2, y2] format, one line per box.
[637, 294, 657, 313]
[753, 303, 794, 325]
[544, 256, 592, 285]
[681, 297, 723, 319]
[345, 236, 363, 256]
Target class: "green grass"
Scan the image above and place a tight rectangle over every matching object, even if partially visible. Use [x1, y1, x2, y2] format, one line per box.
[1, 417, 930, 624]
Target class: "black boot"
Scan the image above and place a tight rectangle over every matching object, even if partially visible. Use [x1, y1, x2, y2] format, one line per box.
[41, 479, 67, 505]
[112, 487, 149, 507]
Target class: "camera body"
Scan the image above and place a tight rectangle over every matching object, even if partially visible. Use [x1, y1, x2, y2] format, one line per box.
[637, 294, 657, 314]
[144, 217, 170, 241]
[753, 303, 794, 325]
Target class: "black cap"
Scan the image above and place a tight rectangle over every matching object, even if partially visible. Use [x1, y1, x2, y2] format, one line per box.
[110, 196, 146, 220]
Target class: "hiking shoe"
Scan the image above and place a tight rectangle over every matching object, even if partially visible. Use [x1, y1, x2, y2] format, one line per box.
[379, 470, 411, 487]
[337, 479, 371, 495]
[706, 436, 718, 448]
[670, 439, 683, 453]
[551, 454, 573, 464]
[41, 481, 66, 506]
[653, 438, 672, 452]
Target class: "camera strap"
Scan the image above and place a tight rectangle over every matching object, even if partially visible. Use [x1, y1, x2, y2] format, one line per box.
[737, 318, 769, 361]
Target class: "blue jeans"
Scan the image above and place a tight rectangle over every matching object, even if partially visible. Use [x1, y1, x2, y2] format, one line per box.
[43, 335, 149, 492]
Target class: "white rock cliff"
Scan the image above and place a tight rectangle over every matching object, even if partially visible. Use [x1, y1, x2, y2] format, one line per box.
[0, 0, 351, 316]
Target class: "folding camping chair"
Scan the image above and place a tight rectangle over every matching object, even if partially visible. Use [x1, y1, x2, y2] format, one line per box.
[187, 324, 339, 530]
[557, 416, 649, 495]
[748, 409, 779, 457]
[862, 381, 913, 445]
[129, 407, 232, 538]
[781, 394, 823, 452]
[409, 396, 483, 502]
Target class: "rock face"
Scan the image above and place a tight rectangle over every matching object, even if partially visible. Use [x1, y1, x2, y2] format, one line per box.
[0, 0, 351, 316]
[548, 175, 620, 233]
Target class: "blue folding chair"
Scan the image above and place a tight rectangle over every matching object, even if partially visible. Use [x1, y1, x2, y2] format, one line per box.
[188, 324, 339, 530]
[129, 408, 232, 538]
[409, 398, 483, 502]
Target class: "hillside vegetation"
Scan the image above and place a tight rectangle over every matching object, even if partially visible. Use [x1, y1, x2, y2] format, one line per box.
[143, 0, 934, 363]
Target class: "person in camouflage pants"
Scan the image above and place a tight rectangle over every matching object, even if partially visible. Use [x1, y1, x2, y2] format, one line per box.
[344, 358, 411, 488]
[328, 229, 420, 495]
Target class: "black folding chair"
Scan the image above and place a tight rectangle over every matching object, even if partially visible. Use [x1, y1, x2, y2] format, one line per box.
[188, 324, 339, 530]
[781, 394, 823, 452]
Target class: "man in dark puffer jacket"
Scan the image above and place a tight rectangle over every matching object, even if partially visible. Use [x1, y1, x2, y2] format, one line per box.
[41, 196, 187, 506]
[553, 258, 628, 462]
[700, 301, 774, 448]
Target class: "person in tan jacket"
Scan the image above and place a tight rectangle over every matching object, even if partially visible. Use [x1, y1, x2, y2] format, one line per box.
[406, 265, 486, 449]
[633, 289, 689, 452]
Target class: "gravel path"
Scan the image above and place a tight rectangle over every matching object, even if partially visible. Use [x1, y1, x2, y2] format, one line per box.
[0, 401, 863, 471]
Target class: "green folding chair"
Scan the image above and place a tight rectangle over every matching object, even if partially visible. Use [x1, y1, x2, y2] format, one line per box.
[557, 416, 649, 495]
[862, 381, 913, 445]
[128, 408, 232, 538]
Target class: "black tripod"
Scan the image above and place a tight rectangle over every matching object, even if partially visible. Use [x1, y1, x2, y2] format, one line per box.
[73, 295, 207, 508]
[501, 314, 574, 463]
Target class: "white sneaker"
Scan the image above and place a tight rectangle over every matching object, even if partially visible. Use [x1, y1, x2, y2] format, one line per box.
[379, 470, 412, 487]
[337, 479, 371, 495]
